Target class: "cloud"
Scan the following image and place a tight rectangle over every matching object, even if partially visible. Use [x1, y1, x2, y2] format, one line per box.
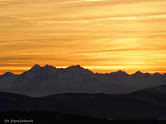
[0, 0, 166, 74]
[0, 0, 15, 5]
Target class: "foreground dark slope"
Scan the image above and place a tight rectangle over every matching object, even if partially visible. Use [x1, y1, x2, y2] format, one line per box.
[0, 85, 166, 120]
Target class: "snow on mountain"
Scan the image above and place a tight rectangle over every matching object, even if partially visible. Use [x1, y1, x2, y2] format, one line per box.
[0, 64, 166, 97]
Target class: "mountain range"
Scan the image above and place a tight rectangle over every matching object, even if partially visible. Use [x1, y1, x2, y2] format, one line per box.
[0, 64, 166, 97]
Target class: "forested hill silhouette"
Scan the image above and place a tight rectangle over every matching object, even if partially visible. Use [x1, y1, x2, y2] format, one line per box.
[0, 64, 166, 97]
[1, 84, 166, 120]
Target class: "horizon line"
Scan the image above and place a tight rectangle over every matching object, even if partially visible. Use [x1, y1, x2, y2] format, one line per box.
[1, 64, 166, 76]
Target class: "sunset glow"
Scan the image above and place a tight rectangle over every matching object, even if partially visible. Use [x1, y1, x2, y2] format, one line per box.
[0, 0, 166, 74]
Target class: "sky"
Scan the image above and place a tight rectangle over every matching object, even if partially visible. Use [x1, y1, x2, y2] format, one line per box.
[0, 0, 166, 74]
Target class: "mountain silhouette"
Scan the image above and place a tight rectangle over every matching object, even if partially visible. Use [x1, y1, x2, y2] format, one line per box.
[30, 64, 41, 71]
[0, 64, 166, 97]
[0, 72, 15, 78]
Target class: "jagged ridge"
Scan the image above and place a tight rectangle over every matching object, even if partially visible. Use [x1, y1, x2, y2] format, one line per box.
[0, 64, 166, 97]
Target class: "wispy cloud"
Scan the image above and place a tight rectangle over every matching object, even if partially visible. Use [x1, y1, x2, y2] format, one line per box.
[0, 0, 166, 74]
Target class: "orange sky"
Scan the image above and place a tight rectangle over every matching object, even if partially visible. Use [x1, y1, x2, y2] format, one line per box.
[0, 0, 166, 74]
